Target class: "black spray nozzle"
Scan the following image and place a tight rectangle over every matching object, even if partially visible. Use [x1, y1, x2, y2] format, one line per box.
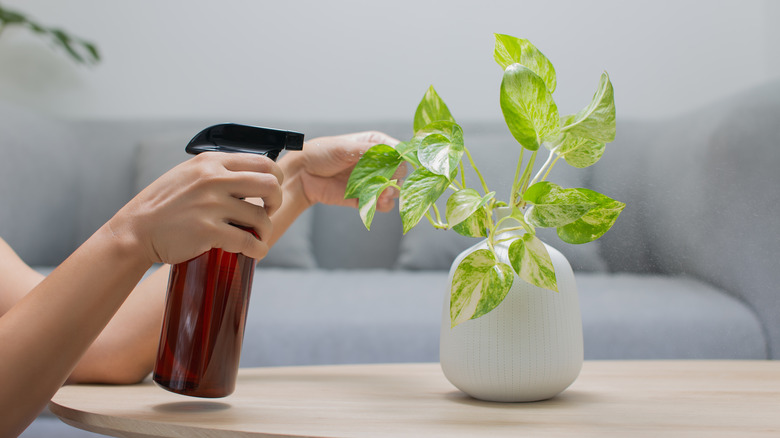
[186, 123, 304, 161]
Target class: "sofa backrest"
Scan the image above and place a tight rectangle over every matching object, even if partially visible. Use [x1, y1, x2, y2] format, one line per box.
[589, 80, 780, 357]
[126, 119, 612, 272]
[0, 102, 82, 266]
[0, 103, 618, 273]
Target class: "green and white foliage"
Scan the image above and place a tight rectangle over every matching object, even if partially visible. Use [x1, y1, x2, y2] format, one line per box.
[346, 34, 624, 327]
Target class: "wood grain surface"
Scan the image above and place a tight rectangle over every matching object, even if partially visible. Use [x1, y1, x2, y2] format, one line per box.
[50, 361, 780, 437]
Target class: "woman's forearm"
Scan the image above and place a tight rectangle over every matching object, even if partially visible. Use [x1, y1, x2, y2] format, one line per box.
[68, 159, 311, 386]
[68, 265, 170, 385]
[270, 154, 311, 244]
[68, 168, 311, 386]
[0, 224, 152, 436]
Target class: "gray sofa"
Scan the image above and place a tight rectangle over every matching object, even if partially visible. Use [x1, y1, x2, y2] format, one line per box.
[3, 80, 779, 437]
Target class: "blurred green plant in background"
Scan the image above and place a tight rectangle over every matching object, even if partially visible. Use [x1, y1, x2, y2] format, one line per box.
[0, 2, 99, 65]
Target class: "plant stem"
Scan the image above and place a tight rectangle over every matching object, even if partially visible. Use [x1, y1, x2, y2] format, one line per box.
[425, 211, 436, 227]
[485, 205, 498, 253]
[464, 148, 489, 195]
[425, 211, 448, 229]
[518, 150, 538, 197]
[510, 147, 525, 207]
[541, 155, 561, 182]
[495, 236, 521, 245]
[459, 159, 466, 188]
[431, 203, 445, 227]
[530, 148, 556, 187]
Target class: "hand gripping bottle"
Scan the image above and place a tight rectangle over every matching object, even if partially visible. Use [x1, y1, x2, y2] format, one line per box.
[153, 124, 304, 398]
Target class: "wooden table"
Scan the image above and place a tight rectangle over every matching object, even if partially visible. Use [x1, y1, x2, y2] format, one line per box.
[50, 361, 780, 437]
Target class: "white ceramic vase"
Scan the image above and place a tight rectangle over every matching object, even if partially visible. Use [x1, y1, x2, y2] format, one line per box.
[439, 219, 583, 402]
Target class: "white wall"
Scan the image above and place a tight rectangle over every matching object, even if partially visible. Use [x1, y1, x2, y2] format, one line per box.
[0, 0, 778, 124]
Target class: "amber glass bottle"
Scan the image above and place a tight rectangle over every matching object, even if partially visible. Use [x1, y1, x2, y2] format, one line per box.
[153, 244, 256, 397]
[152, 124, 303, 398]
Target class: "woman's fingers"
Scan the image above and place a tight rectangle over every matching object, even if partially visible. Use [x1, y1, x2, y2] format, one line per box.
[218, 152, 285, 184]
[217, 220, 270, 261]
[224, 197, 274, 244]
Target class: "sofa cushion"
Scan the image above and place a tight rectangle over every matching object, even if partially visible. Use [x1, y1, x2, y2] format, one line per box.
[310, 203, 402, 269]
[586, 119, 660, 274]
[239, 269, 444, 367]
[237, 269, 767, 367]
[0, 101, 81, 266]
[395, 123, 608, 272]
[134, 131, 317, 269]
[577, 273, 767, 359]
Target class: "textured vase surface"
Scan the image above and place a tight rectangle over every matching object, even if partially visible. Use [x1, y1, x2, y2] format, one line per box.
[439, 228, 583, 402]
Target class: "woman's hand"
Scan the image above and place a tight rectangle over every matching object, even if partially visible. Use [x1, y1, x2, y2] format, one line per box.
[282, 131, 404, 212]
[108, 152, 284, 265]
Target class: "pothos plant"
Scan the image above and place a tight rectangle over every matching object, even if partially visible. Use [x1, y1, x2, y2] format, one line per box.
[346, 34, 624, 328]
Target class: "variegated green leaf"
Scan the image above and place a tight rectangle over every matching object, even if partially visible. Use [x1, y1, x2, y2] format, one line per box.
[508, 234, 558, 292]
[345, 144, 402, 199]
[453, 206, 489, 238]
[551, 133, 606, 168]
[561, 72, 616, 143]
[357, 176, 396, 230]
[494, 33, 557, 93]
[450, 249, 514, 327]
[402, 121, 464, 169]
[394, 141, 421, 168]
[524, 182, 596, 228]
[500, 64, 560, 151]
[415, 121, 462, 143]
[522, 181, 555, 204]
[413, 85, 456, 133]
[399, 168, 450, 234]
[417, 125, 464, 179]
[561, 137, 605, 168]
[557, 189, 625, 244]
[446, 190, 494, 228]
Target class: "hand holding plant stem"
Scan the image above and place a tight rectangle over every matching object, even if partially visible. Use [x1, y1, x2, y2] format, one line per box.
[346, 34, 624, 327]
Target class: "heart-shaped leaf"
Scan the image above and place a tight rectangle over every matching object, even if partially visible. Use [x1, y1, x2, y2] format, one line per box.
[560, 72, 615, 143]
[450, 249, 514, 327]
[453, 207, 489, 238]
[357, 176, 397, 230]
[494, 33, 557, 93]
[345, 144, 402, 199]
[413, 85, 456, 133]
[394, 140, 421, 168]
[524, 182, 596, 228]
[500, 64, 560, 151]
[508, 234, 558, 292]
[552, 134, 606, 168]
[557, 189, 625, 244]
[402, 121, 464, 170]
[399, 168, 450, 234]
[417, 124, 464, 179]
[522, 181, 556, 204]
[446, 190, 494, 228]
[562, 138, 606, 168]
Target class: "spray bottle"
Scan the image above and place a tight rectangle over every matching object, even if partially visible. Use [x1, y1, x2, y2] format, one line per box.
[153, 123, 303, 398]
